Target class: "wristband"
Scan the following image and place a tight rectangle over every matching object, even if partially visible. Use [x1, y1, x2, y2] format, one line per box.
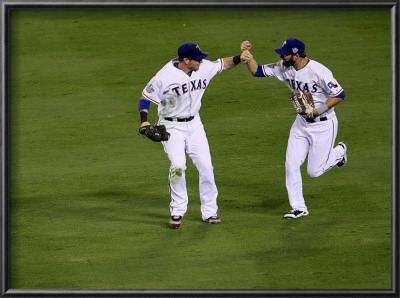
[233, 55, 241, 65]
[140, 111, 148, 123]
[316, 103, 329, 116]
[138, 98, 151, 111]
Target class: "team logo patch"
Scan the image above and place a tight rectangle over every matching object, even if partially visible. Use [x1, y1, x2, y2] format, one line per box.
[267, 63, 278, 68]
[146, 83, 154, 93]
[292, 48, 298, 54]
[327, 81, 338, 89]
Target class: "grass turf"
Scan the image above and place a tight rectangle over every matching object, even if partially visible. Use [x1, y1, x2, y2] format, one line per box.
[8, 8, 391, 289]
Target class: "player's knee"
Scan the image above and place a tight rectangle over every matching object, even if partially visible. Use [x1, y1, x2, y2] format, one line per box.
[169, 167, 185, 184]
[170, 164, 186, 174]
[307, 168, 323, 178]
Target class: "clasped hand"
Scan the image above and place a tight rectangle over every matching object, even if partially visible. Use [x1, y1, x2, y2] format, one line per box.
[240, 40, 253, 63]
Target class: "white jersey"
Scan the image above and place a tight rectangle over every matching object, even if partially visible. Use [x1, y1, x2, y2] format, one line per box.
[142, 58, 224, 119]
[258, 59, 343, 113]
[259, 59, 347, 214]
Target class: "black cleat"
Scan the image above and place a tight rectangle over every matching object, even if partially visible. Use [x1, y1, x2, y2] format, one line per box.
[169, 215, 182, 228]
[284, 210, 309, 219]
[337, 142, 347, 167]
[203, 216, 221, 224]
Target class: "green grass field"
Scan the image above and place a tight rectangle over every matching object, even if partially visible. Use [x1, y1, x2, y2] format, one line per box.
[8, 8, 392, 290]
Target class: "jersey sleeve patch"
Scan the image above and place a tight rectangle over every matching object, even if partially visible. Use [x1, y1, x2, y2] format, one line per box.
[327, 81, 339, 89]
[145, 83, 155, 93]
[142, 78, 162, 105]
[260, 63, 279, 78]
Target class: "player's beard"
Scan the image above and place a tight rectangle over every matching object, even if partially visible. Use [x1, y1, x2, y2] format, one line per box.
[282, 58, 295, 67]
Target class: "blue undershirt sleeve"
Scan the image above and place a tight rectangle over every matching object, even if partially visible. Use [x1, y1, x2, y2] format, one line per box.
[254, 65, 265, 77]
[336, 90, 345, 100]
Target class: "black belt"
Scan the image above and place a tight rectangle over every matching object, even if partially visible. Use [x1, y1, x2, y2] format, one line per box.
[306, 116, 327, 123]
[164, 116, 194, 122]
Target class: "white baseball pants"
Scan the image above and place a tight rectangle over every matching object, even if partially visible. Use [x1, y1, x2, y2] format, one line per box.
[285, 113, 345, 211]
[160, 115, 218, 220]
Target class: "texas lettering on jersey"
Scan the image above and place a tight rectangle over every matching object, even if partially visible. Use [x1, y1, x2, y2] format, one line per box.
[286, 79, 318, 93]
[142, 58, 223, 118]
[170, 79, 208, 96]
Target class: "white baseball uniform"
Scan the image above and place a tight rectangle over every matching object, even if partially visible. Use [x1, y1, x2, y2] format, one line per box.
[257, 59, 346, 211]
[141, 58, 224, 220]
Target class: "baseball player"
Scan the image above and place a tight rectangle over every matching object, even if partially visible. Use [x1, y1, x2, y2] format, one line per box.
[138, 42, 243, 228]
[240, 38, 347, 219]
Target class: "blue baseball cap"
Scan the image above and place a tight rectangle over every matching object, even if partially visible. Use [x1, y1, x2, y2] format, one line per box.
[274, 37, 305, 56]
[178, 42, 209, 60]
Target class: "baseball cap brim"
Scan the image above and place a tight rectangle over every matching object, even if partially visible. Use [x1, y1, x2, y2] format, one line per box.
[274, 47, 292, 56]
[192, 51, 208, 60]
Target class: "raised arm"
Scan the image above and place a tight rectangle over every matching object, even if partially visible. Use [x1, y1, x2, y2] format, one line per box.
[222, 55, 243, 70]
[239, 40, 259, 76]
[240, 50, 259, 76]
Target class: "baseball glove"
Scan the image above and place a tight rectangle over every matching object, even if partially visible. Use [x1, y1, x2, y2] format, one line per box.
[290, 91, 315, 119]
[139, 125, 170, 142]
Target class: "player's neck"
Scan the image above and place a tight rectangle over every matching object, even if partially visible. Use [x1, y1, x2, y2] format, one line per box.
[178, 61, 192, 74]
[294, 58, 308, 71]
